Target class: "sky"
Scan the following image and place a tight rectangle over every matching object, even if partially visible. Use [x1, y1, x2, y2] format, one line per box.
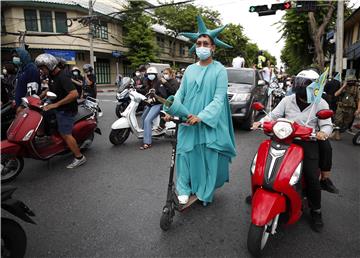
[148, 0, 360, 67]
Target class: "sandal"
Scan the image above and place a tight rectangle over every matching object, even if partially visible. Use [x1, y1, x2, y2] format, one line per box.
[139, 144, 152, 150]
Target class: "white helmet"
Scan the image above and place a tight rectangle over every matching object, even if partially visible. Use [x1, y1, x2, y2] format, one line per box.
[293, 69, 319, 95]
[35, 53, 58, 71]
[146, 67, 158, 74]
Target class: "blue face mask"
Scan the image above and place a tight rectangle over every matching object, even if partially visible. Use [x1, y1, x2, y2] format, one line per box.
[196, 47, 212, 61]
[12, 57, 21, 66]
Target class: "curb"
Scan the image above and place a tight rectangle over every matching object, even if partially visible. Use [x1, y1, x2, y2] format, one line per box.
[97, 89, 116, 93]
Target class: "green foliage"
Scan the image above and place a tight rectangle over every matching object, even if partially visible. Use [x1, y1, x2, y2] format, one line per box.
[122, 1, 159, 69]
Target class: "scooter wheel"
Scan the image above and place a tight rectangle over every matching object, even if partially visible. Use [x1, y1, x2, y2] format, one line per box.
[109, 128, 130, 145]
[247, 223, 270, 257]
[1, 155, 24, 183]
[352, 131, 360, 145]
[160, 212, 172, 231]
[1, 218, 27, 258]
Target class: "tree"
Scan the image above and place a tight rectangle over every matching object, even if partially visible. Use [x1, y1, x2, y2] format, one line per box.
[155, 1, 221, 65]
[122, 1, 158, 69]
[308, 1, 336, 70]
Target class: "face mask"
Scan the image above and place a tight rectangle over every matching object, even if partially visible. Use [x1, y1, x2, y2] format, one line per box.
[196, 47, 212, 61]
[73, 71, 79, 76]
[2, 69, 7, 75]
[163, 74, 170, 80]
[135, 72, 141, 77]
[13, 57, 21, 65]
[148, 74, 156, 81]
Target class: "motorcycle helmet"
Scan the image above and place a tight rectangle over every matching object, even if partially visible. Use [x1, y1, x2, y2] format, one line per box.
[35, 53, 58, 71]
[83, 64, 93, 73]
[146, 67, 158, 81]
[293, 69, 319, 99]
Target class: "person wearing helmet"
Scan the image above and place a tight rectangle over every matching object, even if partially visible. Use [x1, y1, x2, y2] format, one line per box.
[257, 50, 266, 69]
[35, 53, 86, 169]
[12, 48, 41, 113]
[139, 66, 169, 150]
[252, 69, 333, 232]
[71, 66, 83, 98]
[82, 64, 96, 99]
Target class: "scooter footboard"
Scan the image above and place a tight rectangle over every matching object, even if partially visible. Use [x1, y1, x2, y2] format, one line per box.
[251, 188, 286, 226]
[1, 140, 22, 155]
[111, 117, 130, 130]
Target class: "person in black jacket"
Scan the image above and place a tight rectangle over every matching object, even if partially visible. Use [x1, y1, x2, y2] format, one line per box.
[160, 68, 179, 95]
[140, 67, 168, 150]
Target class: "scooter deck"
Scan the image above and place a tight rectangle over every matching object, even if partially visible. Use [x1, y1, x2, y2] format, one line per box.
[178, 195, 198, 212]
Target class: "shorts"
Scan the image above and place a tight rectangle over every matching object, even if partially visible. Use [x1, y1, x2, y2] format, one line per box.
[55, 110, 76, 135]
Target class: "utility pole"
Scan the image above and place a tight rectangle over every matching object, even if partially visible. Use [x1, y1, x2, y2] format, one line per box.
[89, 0, 95, 69]
[19, 31, 26, 48]
[335, 0, 344, 73]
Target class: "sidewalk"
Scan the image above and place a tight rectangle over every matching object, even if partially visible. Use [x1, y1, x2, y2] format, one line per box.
[97, 84, 117, 93]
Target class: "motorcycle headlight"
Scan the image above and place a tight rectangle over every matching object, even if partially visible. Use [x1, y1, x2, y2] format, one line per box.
[232, 93, 251, 102]
[22, 129, 34, 141]
[273, 120, 294, 139]
[116, 93, 121, 99]
[250, 153, 258, 175]
[289, 162, 302, 186]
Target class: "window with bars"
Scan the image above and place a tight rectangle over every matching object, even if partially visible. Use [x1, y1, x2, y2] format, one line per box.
[93, 21, 108, 40]
[95, 59, 110, 84]
[179, 44, 185, 56]
[24, 9, 38, 31]
[55, 12, 67, 33]
[40, 10, 53, 32]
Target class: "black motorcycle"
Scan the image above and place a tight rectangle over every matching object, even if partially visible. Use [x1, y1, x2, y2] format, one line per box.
[1, 186, 36, 258]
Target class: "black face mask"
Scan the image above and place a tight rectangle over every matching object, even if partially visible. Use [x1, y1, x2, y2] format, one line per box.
[296, 87, 307, 100]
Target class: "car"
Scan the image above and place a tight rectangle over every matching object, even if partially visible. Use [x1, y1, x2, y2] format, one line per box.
[226, 67, 268, 130]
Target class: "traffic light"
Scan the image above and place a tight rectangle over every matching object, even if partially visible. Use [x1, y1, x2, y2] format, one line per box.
[249, 5, 268, 13]
[296, 1, 317, 12]
[271, 2, 292, 11]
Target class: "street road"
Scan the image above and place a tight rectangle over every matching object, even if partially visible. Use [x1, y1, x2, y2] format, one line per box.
[5, 92, 360, 258]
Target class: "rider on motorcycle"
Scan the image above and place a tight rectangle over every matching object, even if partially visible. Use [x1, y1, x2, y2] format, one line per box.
[35, 53, 86, 169]
[252, 69, 333, 232]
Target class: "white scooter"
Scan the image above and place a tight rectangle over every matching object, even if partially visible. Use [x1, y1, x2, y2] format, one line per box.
[109, 88, 176, 145]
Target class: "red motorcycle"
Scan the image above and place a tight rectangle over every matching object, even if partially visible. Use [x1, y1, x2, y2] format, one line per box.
[247, 102, 333, 257]
[1, 92, 101, 183]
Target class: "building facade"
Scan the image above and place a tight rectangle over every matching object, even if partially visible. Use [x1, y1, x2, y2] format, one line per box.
[1, 0, 194, 85]
[344, 7, 360, 79]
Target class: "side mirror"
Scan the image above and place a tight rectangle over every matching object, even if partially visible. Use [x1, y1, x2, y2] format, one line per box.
[316, 109, 333, 120]
[252, 102, 265, 111]
[46, 91, 57, 100]
[258, 80, 266, 86]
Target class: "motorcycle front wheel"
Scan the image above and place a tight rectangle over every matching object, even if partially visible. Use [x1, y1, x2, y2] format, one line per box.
[1, 155, 24, 183]
[247, 223, 271, 257]
[109, 128, 130, 145]
[1, 218, 27, 258]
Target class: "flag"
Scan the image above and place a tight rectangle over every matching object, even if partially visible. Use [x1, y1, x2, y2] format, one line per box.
[334, 72, 341, 83]
[306, 68, 329, 104]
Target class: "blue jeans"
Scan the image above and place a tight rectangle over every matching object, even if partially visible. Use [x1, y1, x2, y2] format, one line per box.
[141, 104, 161, 145]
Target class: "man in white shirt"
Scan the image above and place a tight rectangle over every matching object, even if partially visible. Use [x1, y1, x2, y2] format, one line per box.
[262, 61, 272, 84]
[232, 55, 245, 69]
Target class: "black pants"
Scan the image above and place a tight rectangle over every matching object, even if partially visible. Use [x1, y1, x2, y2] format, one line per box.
[294, 140, 321, 210]
[318, 139, 332, 171]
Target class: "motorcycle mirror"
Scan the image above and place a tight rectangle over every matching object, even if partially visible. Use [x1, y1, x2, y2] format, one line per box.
[252, 102, 265, 111]
[46, 91, 57, 100]
[316, 109, 333, 120]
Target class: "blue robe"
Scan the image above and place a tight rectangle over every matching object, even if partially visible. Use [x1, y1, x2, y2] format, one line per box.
[169, 61, 237, 202]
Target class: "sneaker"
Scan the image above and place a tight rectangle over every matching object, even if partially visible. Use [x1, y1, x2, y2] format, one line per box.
[320, 178, 339, 194]
[66, 155, 86, 169]
[178, 195, 189, 205]
[310, 210, 324, 233]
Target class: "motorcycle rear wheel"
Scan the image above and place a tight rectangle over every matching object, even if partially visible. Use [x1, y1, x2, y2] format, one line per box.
[1, 218, 27, 258]
[247, 223, 271, 257]
[353, 132, 360, 145]
[1, 155, 24, 183]
[109, 128, 130, 145]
